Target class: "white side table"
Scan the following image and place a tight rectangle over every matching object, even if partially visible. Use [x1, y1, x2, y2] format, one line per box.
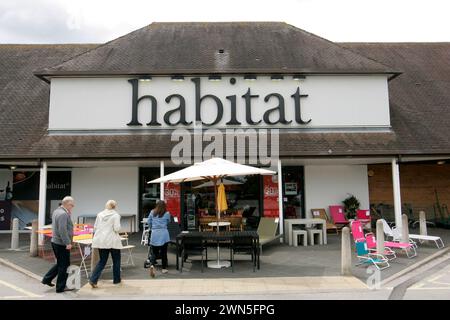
[292, 230, 307, 247]
[284, 219, 327, 246]
[308, 229, 323, 245]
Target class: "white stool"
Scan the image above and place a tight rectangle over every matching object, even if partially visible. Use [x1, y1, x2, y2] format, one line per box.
[292, 230, 307, 247]
[308, 229, 323, 245]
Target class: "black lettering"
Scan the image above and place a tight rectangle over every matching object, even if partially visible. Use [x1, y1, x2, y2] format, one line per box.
[164, 94, 192, 126]
[225, 95, 241, 125]
[291, 87, 311, 124]
[127, 79, 141, 126]
[191, 77, 223, 126]
[242, 88, 261, 125]
[263, 93, 291, 125]
[140, 96, 160, 126]
[127, 79, 161, 126]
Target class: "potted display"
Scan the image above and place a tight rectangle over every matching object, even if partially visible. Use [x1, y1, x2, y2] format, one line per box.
[342, 194, 360, 220]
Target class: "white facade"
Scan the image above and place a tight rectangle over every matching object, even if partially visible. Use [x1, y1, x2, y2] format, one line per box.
[42, 74, 389, 233]
[48, 75, 390, 131]
[71, 167, 139, 231]
[304, 165, 370, 218]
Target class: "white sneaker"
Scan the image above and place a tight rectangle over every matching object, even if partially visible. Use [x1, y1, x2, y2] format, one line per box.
[162, 269, 168, 274]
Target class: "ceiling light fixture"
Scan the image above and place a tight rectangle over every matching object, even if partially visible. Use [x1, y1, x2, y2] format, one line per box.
[139, 76, 152, 82]
[171, 75, 185, 81]
[271, 75, 284, 81]
[293, 74, 306, 81]
[244, 75, 257, 81]
[208, 75, 222, 81]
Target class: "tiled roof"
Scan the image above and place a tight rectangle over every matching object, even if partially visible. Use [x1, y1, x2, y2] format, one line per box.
[342, 42, 450, 155]
[35, 22, 397, 78]
[0, 44, 97, 159]
[0, 32, 449, 160]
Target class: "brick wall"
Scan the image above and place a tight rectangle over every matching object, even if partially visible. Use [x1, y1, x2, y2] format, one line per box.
[368, 163, 450, 212]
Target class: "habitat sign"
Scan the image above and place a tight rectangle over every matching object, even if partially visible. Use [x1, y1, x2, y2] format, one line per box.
[48, 76, 390, 131]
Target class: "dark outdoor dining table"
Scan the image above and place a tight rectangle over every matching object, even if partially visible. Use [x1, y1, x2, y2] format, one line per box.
[175, 230, 260, 270]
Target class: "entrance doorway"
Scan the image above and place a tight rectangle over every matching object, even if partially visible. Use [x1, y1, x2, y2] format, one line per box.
[139, 165, 305, 231]
[182, 175, 262, 230]
[282, 166, 305, 219]
[138, 167, 180, 230]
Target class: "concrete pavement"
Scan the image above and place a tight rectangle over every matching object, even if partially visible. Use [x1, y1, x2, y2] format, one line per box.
[1, 229, 449, 300]
[2, 258, 449, 300]
[77, 276, 369, 299]
[0, 260, 376, 299]
[0, 263, 75, 300]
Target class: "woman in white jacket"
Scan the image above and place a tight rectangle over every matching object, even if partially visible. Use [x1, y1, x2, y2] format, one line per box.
[89, 200, 123, 288]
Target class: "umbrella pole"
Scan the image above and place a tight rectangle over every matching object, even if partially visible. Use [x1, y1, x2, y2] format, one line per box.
[207, 176, 230, 269]
[214, 177, 220, 265]
[214, 178, 219, 235]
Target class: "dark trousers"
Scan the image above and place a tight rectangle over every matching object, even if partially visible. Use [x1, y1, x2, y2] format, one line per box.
[150, 243, 168, 269]
[42, 242, 71, 292]
[90, 249, 121, 284]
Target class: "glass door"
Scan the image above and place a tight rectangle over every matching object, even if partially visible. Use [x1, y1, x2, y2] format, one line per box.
[282, 166, 305, 219]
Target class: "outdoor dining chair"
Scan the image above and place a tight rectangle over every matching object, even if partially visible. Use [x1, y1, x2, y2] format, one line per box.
[168, 221, 182, 246]
[311, 208, 339, 234]
[229, 216, 244, 231]
[231, 234, 258, 272]
[329, 205, 349, 228]
[257, 217, 282, 254]
[355, 240, 390, 271]
[350, 220, 396, 261]
[180, 236, 207, 273]
[356, 209, 372, 230]
[380, 218, 444, 249]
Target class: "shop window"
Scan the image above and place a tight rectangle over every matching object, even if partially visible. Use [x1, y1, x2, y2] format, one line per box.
[183, 175, 262, 230]
[0, 170, 71, 230]
[282, 166, 305, 219]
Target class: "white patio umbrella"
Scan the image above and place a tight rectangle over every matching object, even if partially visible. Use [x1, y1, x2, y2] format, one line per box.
[150, 158, 275, 184]
[193, 178, 243, 189]
[149, 157, 276, 268]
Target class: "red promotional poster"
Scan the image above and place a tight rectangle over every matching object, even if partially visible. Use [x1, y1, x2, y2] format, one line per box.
[263, 175, 279, 217]
[164, 183, 181, 222]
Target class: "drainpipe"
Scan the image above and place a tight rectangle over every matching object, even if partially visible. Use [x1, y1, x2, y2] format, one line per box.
[391, 157, 403, 232]
[277, 159, 284, 238]
[38, 161, 47, 246]
[160, 160, 165, 201]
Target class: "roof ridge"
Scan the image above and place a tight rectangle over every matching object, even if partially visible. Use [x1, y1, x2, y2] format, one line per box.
[149, 21, 287, 24]
[0, 43, 98, 47]
[284, 23, 397, 73]
[340, 42, 450, 45]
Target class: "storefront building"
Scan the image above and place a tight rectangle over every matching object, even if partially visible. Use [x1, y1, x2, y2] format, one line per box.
[0, 22, 449, 238]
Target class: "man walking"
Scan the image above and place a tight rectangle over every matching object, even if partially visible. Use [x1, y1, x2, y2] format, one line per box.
[42, 196, 75, 293]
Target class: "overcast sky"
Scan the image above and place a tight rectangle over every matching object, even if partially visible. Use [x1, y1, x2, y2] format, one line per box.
[1, 0, 449, 43]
